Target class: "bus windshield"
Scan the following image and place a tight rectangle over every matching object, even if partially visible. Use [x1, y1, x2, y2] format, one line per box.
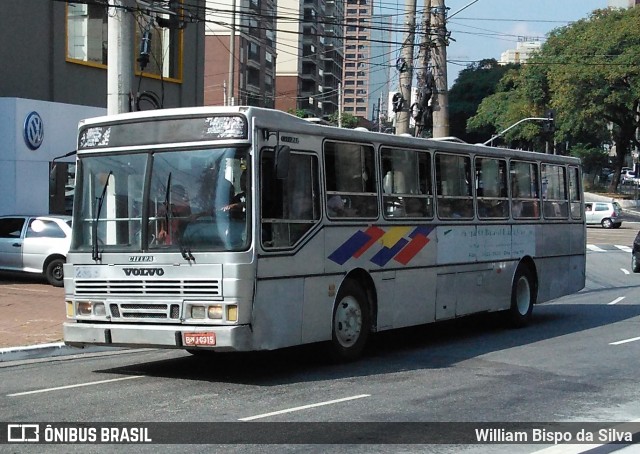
[72, 147, 249, 253]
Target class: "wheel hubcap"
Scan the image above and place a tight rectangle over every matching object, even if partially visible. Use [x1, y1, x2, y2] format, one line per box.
[515, 276, 531, 315]
[52, 264, 63, 281]
[334, 296, 362, 348]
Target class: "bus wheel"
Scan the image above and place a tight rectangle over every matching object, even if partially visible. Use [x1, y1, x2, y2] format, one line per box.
[507, 266, 535, 328]
[330, 280, 370, 361]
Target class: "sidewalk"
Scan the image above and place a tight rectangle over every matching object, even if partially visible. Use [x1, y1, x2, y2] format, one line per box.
[0, 275, 66, 348]
[0, 273, 74, 362]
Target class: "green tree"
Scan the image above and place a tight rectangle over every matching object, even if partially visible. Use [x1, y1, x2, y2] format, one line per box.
[448, 59, 515, 143]
[468, 8, 640, 191]
[327, 112, 359, 129]
[569, 144, 609, 187]
[543, 8, 640, 190]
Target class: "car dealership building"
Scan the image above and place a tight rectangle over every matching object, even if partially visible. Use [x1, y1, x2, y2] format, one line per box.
[0, 1, 205, 217]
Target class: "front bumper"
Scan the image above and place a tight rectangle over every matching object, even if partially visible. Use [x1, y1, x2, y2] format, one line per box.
[63, 322, 254, 352]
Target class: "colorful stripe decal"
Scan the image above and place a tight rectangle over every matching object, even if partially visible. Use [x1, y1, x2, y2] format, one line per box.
[329, 225, 435, 266]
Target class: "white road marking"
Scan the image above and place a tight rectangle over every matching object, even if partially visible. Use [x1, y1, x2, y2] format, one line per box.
[238, 394, 371, 421]
[615, 245, 632, 252]
[7, 375, 144, 397]
[610, 336, 640, 346]
[621, 268, 631, 275]
[586, 245, 606, 252]
[608, 296, 626, 305]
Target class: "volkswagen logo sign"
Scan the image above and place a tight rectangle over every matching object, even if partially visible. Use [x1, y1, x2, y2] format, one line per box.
[24, 111, 44, 150]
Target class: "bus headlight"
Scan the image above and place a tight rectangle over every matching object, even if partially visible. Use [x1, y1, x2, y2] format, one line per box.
[76, 301, 106, 317]
[191, 306, 206, 319]
[207, 305, 223, 319]
[187, 303, 238, 322]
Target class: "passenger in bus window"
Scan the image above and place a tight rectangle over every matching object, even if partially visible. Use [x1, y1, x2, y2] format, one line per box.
[327, 195, 346, 217]
[222, 170, 247, 218]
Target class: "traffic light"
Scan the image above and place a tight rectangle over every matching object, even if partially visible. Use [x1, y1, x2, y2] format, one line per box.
[543, 109, 555, 133]
[392, 92, 405, 113]
[156, 1, 186, 29]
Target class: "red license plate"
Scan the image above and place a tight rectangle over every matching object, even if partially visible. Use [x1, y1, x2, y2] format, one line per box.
[183, 332, 216, 346]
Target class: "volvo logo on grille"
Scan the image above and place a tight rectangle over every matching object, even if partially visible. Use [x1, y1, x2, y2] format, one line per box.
[123, 267, 165, 276]
[129, 256, 154, 262]
[24, 111, 44, 150]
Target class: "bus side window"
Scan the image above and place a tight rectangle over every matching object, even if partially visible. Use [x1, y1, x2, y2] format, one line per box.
[380, 147, 433, 219]
[511, 160, 541, 219]
[436, 153, 473, 219]
[260, 149, 320, 249]
[542, 164, 568, 219]
[568, 166, 582, 219]
[476, 157, 509, 219]
[324, 141, 377, 219]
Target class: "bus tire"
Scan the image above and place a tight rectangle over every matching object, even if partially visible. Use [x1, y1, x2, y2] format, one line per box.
[330, 280, 371, 361]
[507, 265, 535, 328]
[45, 257, 65, 287]
[632, 254, 640, 273]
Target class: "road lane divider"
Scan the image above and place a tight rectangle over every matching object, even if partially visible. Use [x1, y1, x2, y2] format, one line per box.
[239, 394, 371, 421]
[608, 296, 626, 305]
[610, 336, 640, 346]
[7, 375, 143, 397]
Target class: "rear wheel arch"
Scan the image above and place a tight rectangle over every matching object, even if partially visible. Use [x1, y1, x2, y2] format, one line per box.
[329, 269, 376, 361]
[343, 268, 377, 332]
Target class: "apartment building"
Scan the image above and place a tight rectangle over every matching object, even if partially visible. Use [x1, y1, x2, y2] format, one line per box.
[342, 1, 391, 122]
[0, 1, 204, 216]
[274, 0, 344, 118]
[608, 0, 640, 8]
[204, 0, 277, 107]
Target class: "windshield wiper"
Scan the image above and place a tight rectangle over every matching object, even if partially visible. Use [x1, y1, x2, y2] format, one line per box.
[92, 170, 112, 261]
[161, 172, 194, 262]
[163, 172, 172, 235]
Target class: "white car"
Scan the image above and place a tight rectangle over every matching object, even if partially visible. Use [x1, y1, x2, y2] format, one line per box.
[584, 201, 623, 229]
[0, 215, 72, 286]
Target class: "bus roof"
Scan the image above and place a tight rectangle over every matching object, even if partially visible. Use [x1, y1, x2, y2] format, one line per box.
[76, 106, 580, 166]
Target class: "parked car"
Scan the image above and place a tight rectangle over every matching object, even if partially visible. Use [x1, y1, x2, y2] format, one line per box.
[632, 230, 640, 273]
[621, 169, 640, 185]
[584, 201, 623, 229]
[0, 215, 72, 286]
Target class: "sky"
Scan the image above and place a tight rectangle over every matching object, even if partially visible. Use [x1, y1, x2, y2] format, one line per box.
[379, 0, 607, 88]
[445, 0, 606, 84]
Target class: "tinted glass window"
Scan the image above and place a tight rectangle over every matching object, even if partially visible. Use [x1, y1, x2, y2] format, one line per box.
[26, 219, 67, 239]
[0, 218, 26, 238]
[261, 150, 320, 248]
[324, 141, 377, 219]
[436, 153, 473, 219]
[380, 148, 433, 219]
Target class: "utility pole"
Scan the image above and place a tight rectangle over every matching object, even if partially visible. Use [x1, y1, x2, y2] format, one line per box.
[431, 0, 449, 138]
[228, 0, 237, 106]
[395, 0, 417, 135]
[415, 0, 433, 137]
[107, 0, 135, 115]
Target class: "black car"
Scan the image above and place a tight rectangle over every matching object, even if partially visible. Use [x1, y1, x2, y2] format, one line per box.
[633, 230, 640, 273]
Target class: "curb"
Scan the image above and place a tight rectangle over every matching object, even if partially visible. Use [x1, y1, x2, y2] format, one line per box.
[0, 342, 121, 363]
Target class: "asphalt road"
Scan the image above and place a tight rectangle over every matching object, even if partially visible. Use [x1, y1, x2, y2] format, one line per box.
[2, 232, 640, 453]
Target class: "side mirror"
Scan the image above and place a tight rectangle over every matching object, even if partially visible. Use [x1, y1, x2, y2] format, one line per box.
[275, 145, 290, 180]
